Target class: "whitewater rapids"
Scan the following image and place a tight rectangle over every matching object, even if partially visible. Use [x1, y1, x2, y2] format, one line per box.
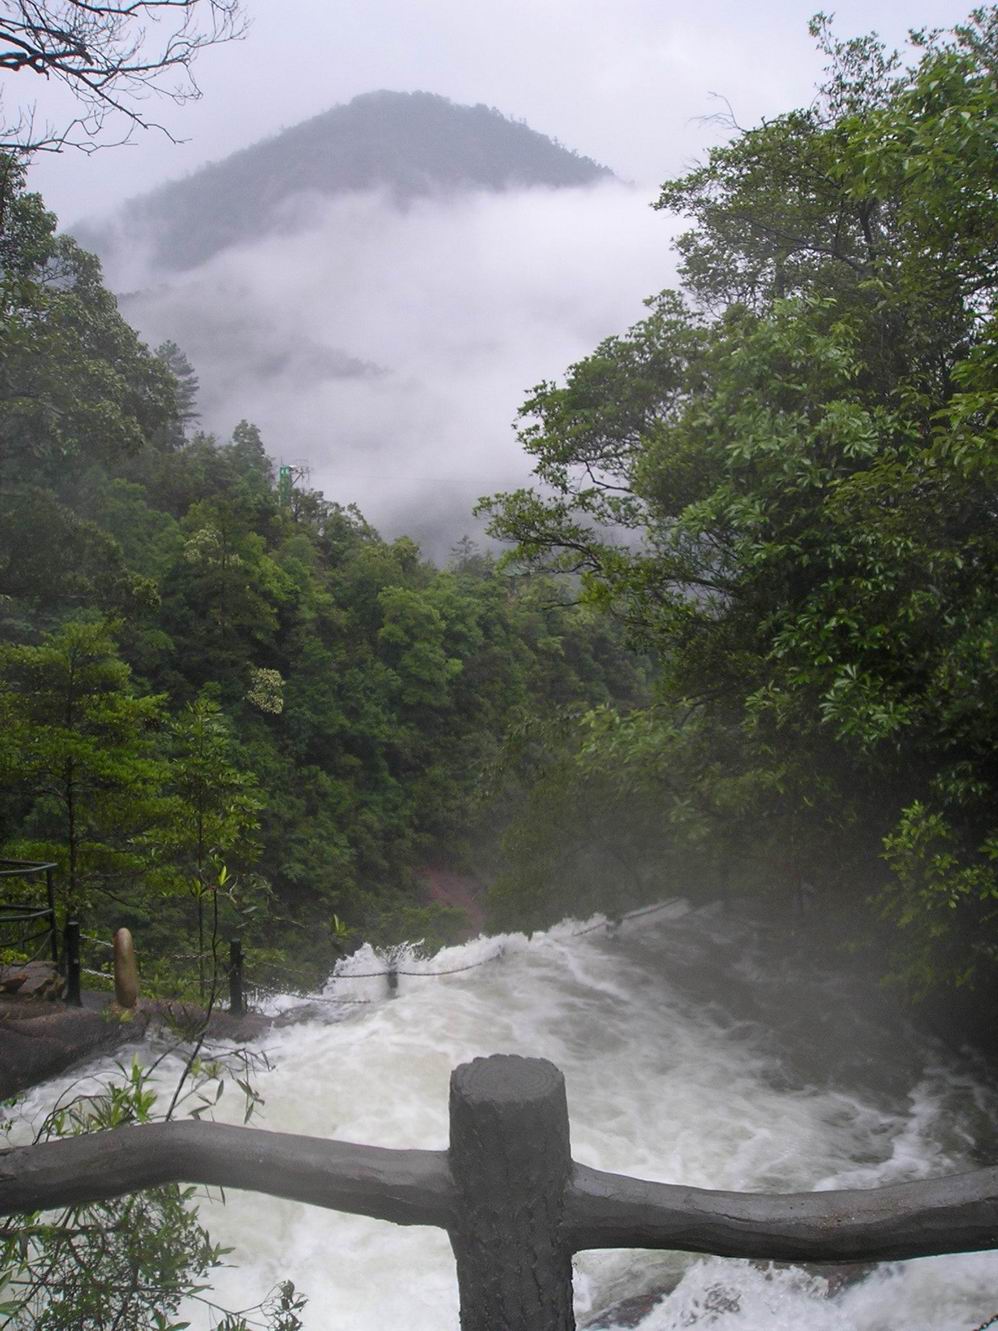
[16, 900, 998, 1329]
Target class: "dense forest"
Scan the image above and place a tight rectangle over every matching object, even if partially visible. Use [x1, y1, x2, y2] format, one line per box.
[0, 154, 650, 990]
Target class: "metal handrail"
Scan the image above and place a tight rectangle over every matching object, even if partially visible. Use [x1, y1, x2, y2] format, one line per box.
[0, 858, 58, 876]
[0, 859, 59, 964]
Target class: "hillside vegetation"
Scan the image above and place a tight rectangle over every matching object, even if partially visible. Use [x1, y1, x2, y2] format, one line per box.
[0, 162, 645, 990]
[483, 11, 998, 1009]
[3, 12, 998, 1327]
[77, 91, 612, 271]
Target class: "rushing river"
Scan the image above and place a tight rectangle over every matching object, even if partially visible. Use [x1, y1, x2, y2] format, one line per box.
[17, 900, 998, 1329]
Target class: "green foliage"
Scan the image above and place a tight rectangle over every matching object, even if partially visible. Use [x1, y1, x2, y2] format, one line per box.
[0, 1061, 307, 1331]
[0, 159, 175, 639]
[486, 716, 663, 931]
[881, 803, 998, 994]
[0, 620, 167, 913]
[7, 15, 996, 999]
[0, 174, 176, 485]
[0, 51, 647, 1331]
[150, 699, 263, 890]
[483, 9, 998, 991]
[144, 709, 264, 998]
[0, 152, 647, 973]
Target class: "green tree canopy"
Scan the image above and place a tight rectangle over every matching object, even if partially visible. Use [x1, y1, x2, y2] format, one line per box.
[482, 9, 998, 989]
[0, 619, 166, 912]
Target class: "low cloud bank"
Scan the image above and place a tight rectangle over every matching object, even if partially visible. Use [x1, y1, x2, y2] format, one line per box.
[114, 179, 680, 560]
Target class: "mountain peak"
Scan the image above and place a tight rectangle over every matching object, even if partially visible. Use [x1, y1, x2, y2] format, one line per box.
[86, 92, 613, 272]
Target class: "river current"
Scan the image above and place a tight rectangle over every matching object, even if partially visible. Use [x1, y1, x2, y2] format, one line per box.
[17, 900, 998, 1329]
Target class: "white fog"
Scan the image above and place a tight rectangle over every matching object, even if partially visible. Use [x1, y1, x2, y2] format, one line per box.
[99, 178, 678, 555]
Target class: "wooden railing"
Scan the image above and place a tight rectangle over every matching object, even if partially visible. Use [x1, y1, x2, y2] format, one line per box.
[1, 1055, 997, 1330]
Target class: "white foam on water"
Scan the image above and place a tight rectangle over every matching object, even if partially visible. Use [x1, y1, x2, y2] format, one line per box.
[11, 902, 998, 1330]
[625, 1252, 998, 1331]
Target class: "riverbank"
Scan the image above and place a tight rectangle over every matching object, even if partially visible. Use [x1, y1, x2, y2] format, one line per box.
[0, 990, 275, 1098]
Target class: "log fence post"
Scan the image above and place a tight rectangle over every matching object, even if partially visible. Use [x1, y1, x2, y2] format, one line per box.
[448, 1054, 575, 1331]
[113, 928, 139, 1009]
[64, 919, 81, 1007]
[229, 938, 244, 1016]
[45, 866, 58, 965]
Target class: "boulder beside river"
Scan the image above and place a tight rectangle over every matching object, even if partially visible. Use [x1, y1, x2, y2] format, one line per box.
[0, 997, 123, 1098]
[0, 975, 275, 1099]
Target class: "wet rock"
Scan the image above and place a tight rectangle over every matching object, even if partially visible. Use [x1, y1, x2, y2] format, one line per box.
[272, 1000, 354, 1025]
[0, 994, 276, 1099]
[0, 986, 365, 1099]
[0, 961, 66, 1001]
[581, 1282, 681, 1328]
[0, 1002, 126, 1097]
[142, 997, 273, 1043]
[757, 1259, 877, 1294]
[581, 1260, 876, 1327]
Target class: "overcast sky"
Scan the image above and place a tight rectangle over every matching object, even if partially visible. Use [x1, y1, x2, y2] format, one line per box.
[27, 0, 979, 226]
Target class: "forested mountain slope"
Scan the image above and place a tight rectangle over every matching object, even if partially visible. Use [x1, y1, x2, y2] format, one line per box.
[0, 164, 646, 989]
[76, 91, 613, 271]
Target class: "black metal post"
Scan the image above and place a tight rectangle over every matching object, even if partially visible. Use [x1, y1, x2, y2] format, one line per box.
[386, 963, 398, 997]
[229, 938, 244, 1016]
[65, 919, 81, 1006]
[448, 1054, 575, 1331]
[46, 867, 58, 964]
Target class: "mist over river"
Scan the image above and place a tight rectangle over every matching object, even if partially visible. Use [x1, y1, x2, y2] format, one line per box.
[19, 901, 998, 1329]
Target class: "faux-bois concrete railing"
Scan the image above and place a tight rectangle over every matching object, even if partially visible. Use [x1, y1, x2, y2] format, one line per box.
[2, 1055, 997, 1330]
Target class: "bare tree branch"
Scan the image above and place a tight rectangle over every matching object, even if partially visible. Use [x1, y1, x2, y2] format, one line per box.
[0, 0, 246, 155]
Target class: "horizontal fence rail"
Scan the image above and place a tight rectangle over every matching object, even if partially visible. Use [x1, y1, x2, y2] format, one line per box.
[0, 859, 59, 966]
[2, 1055, 997, 1330]
[0, 1122, 453, 1228]
[565, 1161, 998, 1264]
